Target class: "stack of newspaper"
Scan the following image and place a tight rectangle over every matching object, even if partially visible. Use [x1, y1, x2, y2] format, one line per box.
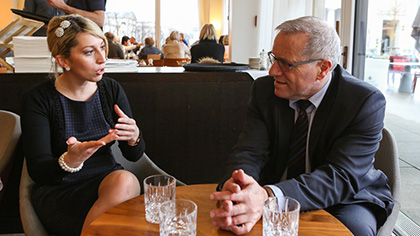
[13, 36, 54, 73]
[105, 59, 139, 72]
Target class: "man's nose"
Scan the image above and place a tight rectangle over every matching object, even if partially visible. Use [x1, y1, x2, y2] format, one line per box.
[269, 61, 283, 77]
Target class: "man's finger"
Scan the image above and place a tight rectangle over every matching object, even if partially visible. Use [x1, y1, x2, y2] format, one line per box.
[210, 207, 233, 218]
[221, 200, 234, 212]
[230, 222, 254, 235]
[233, 169, 255, 187]
[223, 181, 241, 193]
[210, 191, 235, 201]
[211, 216, 233, 228]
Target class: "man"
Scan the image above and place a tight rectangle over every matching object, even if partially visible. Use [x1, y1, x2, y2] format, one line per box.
[121, 36, 141, 59]
[138, 37, 163, 60]
[24, 0, 66, 36]
[129, 37, 140, 54]
[46, 0, 106, 28]
[210, 16, 394, 236]
[104, 32, 124, 59]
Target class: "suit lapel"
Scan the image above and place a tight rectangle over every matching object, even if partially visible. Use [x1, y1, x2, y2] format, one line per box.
[308, 68, 340, 168]
[275, 98, 295, 177]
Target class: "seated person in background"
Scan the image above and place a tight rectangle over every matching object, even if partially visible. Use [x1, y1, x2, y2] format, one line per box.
[129, 37, 141, 55]
[46, 0, 106, 28]
[190, 24, 225, 63]
[221, 35, 230, 62]
[21, 14, 145, 236]
[104, 32, 124, 59]
[138, 37, 164, 60]
[180, 32, 189, 46]
[162, 31, 190, 59]
[24, 0, 66, 36]
[209, 16, 394, 236]
[121, 36, 141, 59]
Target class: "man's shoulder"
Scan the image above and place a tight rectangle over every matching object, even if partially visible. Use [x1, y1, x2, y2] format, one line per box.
[331, 65, 384, 102]
[333, 65, 380, 92]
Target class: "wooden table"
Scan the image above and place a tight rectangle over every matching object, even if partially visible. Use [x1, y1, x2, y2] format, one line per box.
[82, 184, 353, 236]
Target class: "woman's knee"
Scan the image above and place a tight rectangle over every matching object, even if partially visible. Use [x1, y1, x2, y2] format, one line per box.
[98, 170, 140, 200]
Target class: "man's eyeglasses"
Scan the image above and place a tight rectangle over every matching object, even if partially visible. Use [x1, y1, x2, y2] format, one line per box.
[268, 51, 324, 72]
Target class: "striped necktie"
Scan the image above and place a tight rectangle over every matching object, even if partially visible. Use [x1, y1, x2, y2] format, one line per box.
[287, 100, 312, 179]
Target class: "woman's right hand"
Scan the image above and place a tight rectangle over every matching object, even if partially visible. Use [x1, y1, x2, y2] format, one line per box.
[63, 130, 118, 168]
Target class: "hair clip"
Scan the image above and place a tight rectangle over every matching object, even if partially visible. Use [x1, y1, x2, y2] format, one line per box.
[55, 20, 71, 38]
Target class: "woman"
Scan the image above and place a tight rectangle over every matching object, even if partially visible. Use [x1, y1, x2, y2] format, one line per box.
[190, 24, 225, 63]
[21, 15, 145, 236]
[162, 30, 190, 59]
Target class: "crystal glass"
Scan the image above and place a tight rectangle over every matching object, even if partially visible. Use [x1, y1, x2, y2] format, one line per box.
[159, 199, 197, 236]
[143, 174, 176, 224]
[263, 196, 300, 236]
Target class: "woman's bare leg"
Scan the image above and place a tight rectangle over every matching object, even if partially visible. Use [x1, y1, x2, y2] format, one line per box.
[81, 170, 140, 233]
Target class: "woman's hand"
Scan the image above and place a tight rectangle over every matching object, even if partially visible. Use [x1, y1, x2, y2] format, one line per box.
[64, 131, 118, 168]
[112, 104, 140, 146]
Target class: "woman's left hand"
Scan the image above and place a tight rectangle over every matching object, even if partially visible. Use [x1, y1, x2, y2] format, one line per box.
[112, 104, 140, 146]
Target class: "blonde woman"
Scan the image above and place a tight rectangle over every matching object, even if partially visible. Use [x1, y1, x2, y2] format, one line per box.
[21, 15, 145, 236]
[190, 24, 225, 63]
[162, 30, 190, 58]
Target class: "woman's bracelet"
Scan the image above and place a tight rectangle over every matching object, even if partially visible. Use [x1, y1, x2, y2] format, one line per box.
[58, 152, 83, 173]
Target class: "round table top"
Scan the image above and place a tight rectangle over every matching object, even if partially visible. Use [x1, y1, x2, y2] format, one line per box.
[82, 184, 352, 236]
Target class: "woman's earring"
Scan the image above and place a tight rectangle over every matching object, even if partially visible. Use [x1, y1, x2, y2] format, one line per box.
[65, 67, 70, 71]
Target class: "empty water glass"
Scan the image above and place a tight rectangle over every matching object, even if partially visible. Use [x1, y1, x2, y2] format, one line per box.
[143, 174, 176, 224]
[159, 199, 197, 236]
[263, 196, 300, 236]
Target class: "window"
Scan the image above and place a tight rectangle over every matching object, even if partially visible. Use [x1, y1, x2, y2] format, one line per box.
[160, 0, 199, 47]
[104, 0, 199, 48]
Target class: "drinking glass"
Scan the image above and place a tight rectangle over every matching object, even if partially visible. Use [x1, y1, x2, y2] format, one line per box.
[263, 196, 300, 236]
[143, 174, 176, 224]
[159, 199, 197, 236]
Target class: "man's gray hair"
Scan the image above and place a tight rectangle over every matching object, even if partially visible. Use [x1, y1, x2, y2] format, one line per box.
[276, 16, 341, 70]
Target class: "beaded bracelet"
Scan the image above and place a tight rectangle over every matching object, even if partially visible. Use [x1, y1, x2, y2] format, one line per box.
[58, 152, 83, 173]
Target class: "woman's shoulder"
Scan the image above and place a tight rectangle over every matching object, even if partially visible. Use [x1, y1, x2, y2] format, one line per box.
[99, 76, 121, 89]
[25, 79, 55, 98]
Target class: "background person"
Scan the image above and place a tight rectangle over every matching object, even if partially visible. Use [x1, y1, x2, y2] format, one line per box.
[21, 15, 145, 236]
[129, 37, 141, 55]
[209, 16, 393, 236]
[46, 0, 106, 28]
[190, 24, 225, 63]
[104, 32, 124, 59]
[121, 36, 140, 59]
[138, 37, 164, 60]
[180, 32, 189, 46]
[162, 30, 190, 59]
[23, 0, 66, 36]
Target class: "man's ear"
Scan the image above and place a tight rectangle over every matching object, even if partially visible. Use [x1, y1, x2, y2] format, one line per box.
[317, 60, 332, 80]
[55, 55, 68, 69]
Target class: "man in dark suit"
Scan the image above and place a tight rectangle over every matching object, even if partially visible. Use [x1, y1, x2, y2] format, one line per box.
[210, 16, 394, 236]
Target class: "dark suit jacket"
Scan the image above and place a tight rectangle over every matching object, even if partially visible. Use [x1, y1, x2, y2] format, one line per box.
[220, 65, 394, 217]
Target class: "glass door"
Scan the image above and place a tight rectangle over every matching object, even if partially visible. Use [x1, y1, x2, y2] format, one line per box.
[363, 0, 420, 94]
[362, 0, 420, 229]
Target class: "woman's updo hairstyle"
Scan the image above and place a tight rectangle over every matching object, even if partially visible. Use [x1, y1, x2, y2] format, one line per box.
[47, 14, 107, 77]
